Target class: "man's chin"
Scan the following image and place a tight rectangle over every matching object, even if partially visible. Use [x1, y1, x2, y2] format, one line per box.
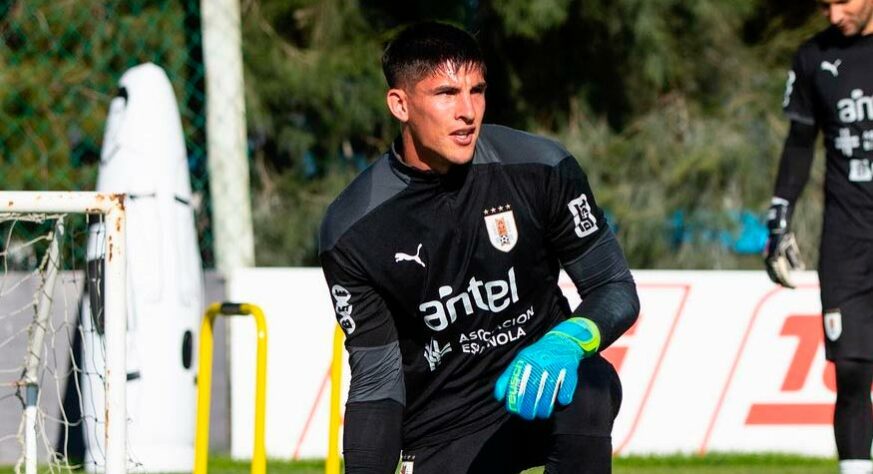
[448, 153, 476, 166]
[837, 24, 861, 36]
[439, 145, 476, 166]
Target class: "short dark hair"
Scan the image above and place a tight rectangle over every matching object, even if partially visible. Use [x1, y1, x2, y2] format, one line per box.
[382, 21, 486, 88]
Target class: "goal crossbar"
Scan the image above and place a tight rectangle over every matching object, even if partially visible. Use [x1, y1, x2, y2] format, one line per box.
[1, 191, 128, 474]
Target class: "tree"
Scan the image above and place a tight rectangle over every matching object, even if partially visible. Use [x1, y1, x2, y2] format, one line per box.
[242, 0, 826, 268]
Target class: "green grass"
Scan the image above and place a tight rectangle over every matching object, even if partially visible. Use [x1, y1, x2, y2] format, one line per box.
[0, 459, 325, 474]
[528, 453, 837, 473]
[0, 454, 839, 473]
[208, 457, 325, 474]
[616, 453, 835, 474]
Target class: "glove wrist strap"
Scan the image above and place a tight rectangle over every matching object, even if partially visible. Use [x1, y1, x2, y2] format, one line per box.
[546, 317, 601, 357]
[767, 198, 792, 234]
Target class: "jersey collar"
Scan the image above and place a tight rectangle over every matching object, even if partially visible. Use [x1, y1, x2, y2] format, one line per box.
[388, 138, 473, 188]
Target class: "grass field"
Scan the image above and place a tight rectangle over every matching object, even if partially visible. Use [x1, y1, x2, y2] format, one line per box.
[608, 453, 836, 473]
[0, 453, 839, 473]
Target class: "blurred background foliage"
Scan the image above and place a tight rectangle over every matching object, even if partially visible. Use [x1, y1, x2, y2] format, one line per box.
[2, 0, 831, 269]
[0, 0, 211, 260]
[243, 0, 827, 268]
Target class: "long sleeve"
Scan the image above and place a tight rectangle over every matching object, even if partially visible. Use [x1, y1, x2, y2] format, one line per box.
[563, 229, 639, 350]
[343, 400, 403, 473]
[543, 156, 640, 349]
[773, 120, 818, 206]
[320, 245, 405, 472]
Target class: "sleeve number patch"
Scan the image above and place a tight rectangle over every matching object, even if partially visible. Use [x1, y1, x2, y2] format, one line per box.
[331, 284, 356, 334]
[567, 193, 599, 239]
[783, 70, 796, 108]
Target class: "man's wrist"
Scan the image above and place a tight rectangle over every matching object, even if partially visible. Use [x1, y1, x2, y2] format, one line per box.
[767, 197, 791, 234]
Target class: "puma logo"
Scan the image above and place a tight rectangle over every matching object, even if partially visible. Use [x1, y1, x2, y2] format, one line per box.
[821, 59, 841, 77]
[395, 243, 426, 268]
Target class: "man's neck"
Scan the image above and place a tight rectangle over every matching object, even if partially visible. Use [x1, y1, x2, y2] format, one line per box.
[398, 130, 450, 175]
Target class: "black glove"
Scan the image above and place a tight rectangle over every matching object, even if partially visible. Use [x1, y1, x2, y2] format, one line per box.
[764, 198, 804, 288]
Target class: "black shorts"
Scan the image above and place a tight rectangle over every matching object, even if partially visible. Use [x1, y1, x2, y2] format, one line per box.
[819, 232, 873, 361]
[399, 355, 621, 474]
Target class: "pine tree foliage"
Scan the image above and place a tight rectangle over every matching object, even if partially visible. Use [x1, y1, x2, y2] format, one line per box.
[245, 0, 828, 268]
[0, 1, 191, 190]
[1, 1, 831, 268]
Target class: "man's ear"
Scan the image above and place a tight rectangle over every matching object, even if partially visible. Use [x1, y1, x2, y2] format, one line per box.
[386, 88, 409, 122]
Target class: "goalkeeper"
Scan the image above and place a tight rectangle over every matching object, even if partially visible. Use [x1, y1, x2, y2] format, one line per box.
[320, 21, 638, 474]
[765, 1, 873, 472]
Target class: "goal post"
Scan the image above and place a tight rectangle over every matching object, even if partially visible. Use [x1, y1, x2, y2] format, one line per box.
[21, 217, 63, 474]
[0, 191, 127, 473]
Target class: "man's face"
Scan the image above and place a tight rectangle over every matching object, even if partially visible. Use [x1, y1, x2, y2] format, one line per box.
[389, 62, 486, 174]
[819, 0, 873, 36]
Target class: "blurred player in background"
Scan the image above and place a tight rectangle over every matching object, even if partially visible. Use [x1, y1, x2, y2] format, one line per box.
[319, 21, 638, 474]
[765, 1, 873, 472]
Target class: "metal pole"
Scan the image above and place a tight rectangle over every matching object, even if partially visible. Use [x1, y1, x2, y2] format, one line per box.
[0, 191, 122, 214]
[194, 304, 218, 474]
[246, 303, 267, 474]
[194, 302, 267, 474]
[0, 192, 128, 473]
[23, 220, 63, 474]
[326, 326, 344, 474]
[200, 0, 255, 276]
[103, 197, 128, 474]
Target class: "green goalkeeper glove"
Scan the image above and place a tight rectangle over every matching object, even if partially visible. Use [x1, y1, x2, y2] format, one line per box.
[494, 317, 600, 420]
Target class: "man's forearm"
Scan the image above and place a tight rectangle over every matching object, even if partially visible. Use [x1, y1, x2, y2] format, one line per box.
[573, 279, 638, 350]
[773, 120, 817, 205]
[343, 400, 403, 473]
[564, 229, 640, 350]
[344, 342, 406, 472]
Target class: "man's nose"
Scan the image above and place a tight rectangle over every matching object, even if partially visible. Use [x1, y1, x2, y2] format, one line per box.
[826, 5, 846, 25]
[456, 93, 475, 122]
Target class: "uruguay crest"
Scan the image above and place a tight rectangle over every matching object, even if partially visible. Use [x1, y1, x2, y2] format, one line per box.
[824, 310, 842, 342]
[484, 204, 518, 252]
[400, 454, 415, 474]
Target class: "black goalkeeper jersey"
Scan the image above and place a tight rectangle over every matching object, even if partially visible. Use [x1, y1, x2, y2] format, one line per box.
[784, 28, 873, 239]
[319, 124, 624, 447]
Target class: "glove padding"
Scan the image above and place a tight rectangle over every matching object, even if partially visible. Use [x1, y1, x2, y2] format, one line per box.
[764, 198, 804, 288]
[765, 232, 804, 288]
[494, 317, 600, 420]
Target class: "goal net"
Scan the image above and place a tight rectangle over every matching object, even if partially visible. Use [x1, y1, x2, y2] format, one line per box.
[0, 192, 127, 474]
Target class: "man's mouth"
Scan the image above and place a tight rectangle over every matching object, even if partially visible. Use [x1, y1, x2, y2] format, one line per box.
[837, 21, 855, 33]
[451, 128, 476, 145]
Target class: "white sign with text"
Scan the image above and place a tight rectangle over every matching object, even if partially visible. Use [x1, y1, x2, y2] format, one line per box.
[228, 269, 836, 459]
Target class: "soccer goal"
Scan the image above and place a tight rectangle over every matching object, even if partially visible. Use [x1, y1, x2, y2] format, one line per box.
[0, 192, 127, 474]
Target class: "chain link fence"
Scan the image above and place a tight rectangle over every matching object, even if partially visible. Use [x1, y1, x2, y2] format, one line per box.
[1, 0, 216, 266]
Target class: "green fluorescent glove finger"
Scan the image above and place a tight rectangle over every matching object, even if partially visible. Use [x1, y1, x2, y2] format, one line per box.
[531, 370, 546, 419]
[521, 408, 536, 421]
[540, 392, 555, 419]
[545, 370, 565, 418]
[557, 369, 577, 406]
[521, 373, 537, 422]
[506, 363, 530, 414]
[536, 372, 556, 419]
